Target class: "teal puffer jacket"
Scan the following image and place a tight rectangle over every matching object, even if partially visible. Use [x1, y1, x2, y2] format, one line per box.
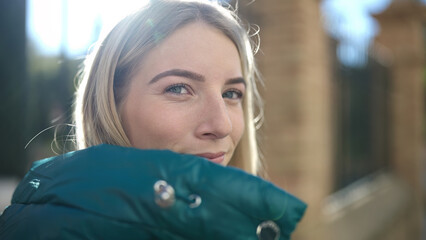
[0, 144, 306, 239]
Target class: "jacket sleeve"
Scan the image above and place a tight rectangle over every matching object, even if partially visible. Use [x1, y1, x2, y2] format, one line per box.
[0, 144, 306, 240]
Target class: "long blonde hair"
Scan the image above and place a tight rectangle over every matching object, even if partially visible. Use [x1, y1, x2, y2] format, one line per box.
[74, 0, 264, 175]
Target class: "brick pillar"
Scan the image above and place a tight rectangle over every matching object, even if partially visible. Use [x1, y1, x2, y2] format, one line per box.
[246, 0, 333, 239]
[373, 1, 425, 239]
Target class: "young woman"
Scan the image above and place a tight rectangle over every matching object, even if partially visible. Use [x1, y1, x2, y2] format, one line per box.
[0, 1, 306, 239]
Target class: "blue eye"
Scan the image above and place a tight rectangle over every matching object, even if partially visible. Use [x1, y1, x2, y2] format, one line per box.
[165, 84, 190, 94]
[223, 89, 243, 99]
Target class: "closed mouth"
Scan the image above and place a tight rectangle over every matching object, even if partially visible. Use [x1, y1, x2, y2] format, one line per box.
[195, 152, 226, 164]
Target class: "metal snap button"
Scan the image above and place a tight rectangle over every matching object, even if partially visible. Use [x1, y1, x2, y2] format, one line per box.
[153, 180, 175, 208]
[188, 194, 202, 208]
[256, 220, 280, 240]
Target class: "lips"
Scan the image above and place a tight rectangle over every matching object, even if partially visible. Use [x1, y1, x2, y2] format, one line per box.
[195, 152, 226, 164]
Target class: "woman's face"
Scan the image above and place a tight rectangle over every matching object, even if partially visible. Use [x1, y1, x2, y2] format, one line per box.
[120, 21, 245, 166]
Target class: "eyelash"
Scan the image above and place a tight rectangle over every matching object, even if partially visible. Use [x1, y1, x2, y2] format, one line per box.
[223, 89, 243, 100]
[164, 83, 244, 100]
[164, 83, 192, 95]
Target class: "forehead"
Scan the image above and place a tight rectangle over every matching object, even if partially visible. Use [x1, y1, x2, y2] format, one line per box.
[136, 21, 242, 78]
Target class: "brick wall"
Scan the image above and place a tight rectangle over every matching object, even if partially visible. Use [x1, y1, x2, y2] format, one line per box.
[238, 0, 425, 239]
[241, 0, 334, 238]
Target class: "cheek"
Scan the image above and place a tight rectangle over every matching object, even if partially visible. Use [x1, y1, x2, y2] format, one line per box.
[231, 107, 245, 144]
[127, 103, 192, 149]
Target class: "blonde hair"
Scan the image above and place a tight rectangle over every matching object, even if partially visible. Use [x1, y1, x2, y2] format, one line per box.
[74, 0, 264, 175]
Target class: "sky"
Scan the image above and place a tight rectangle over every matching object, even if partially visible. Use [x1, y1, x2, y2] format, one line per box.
[26, 0, 149, 56]
[321, 0, 392, 66]
[27, 0, 423, 65]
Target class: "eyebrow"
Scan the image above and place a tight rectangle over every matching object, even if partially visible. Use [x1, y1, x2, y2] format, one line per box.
[226, 77, 246, 87]
[149, 69, 204, 84]
[149, 68, 246, 86]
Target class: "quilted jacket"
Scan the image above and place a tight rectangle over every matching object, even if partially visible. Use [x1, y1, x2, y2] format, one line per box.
[0, 144, 306, 239]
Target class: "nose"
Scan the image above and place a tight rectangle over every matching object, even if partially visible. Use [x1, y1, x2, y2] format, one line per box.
[195, 96, 232, 140]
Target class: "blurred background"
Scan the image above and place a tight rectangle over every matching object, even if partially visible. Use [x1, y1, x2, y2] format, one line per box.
[0, 0, 425, 239]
